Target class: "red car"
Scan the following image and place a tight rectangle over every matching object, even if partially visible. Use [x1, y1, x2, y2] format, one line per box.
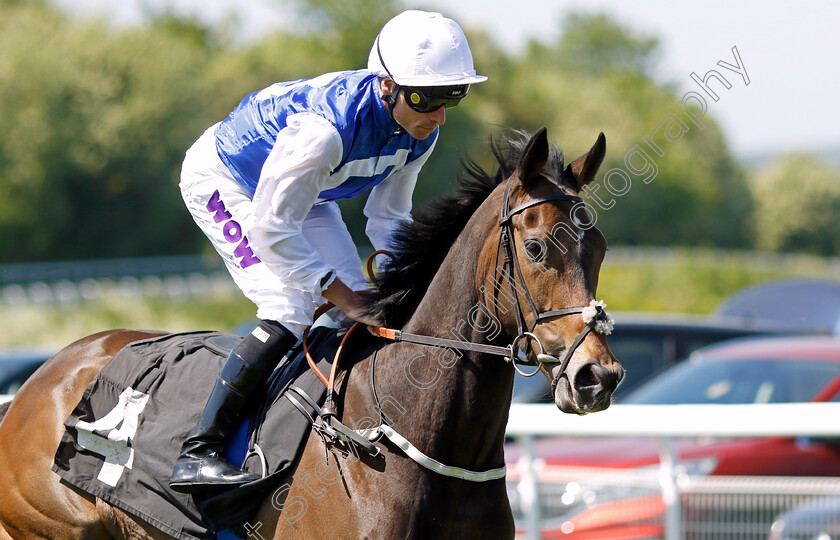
[507, 336, 840, 539]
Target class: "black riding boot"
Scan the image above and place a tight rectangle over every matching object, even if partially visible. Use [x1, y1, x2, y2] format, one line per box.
[169, 320, 297, 494]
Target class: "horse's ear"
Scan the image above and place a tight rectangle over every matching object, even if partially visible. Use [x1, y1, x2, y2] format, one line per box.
[517, 127, 549, 185]
[565, 132, 606, 191]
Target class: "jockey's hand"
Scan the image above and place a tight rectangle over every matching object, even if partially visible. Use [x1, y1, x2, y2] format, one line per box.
[322, 278, 384, 328]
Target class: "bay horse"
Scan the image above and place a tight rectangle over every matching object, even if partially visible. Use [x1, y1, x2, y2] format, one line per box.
[0, 128, 623, 540]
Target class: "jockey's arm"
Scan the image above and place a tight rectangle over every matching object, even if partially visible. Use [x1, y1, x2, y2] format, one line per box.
[363, 135, 437, 252]
[248, 114, 345, 297]
[248, 114, 384, 327]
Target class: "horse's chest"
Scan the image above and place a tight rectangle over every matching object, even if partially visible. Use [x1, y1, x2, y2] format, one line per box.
[345, 465, 514, 539]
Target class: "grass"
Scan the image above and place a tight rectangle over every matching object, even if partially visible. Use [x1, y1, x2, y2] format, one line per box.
[0, 290, 256, 349]
[1, 247, 837, 349]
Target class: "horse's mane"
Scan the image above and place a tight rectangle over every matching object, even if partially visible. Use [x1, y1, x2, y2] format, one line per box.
[367, 129, 566, 328]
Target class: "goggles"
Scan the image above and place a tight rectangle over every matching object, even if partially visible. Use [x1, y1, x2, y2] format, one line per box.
[400, 84, 470, 113]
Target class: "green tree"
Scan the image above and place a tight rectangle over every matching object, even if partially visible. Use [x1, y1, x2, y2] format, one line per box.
[749, 155, 840, 256]
[551, 12, 661, 77]
[0, 3, 217, 262]
[0, 3, 761, 263]
[287, 0, 399, 68]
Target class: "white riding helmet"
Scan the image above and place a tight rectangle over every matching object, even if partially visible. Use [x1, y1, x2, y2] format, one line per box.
[367, 10, 488, 87]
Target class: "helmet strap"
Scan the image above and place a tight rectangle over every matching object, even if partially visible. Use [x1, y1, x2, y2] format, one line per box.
[380, 80, 404, 135]
[376, 35, 405, 133]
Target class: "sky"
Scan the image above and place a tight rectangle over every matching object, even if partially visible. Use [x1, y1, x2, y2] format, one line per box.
[52, 0, 840, 159]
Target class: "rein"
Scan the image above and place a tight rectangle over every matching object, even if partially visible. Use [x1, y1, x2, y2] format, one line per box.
[371, 303, 608, 377]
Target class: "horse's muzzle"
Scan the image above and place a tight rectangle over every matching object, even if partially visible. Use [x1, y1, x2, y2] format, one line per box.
[554, 360, 624, 414]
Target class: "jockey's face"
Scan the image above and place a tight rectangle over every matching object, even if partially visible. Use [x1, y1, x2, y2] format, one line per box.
[380, 78, 446, 140]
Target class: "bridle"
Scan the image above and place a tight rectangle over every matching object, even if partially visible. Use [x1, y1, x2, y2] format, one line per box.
[294, 174, 614, 481]
[373, 174, 613, 383]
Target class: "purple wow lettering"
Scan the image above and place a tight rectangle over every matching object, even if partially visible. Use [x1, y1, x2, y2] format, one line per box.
[206, 190, 262, 269]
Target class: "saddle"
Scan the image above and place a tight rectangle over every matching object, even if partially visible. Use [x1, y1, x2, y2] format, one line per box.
[52, 324, 370, 539]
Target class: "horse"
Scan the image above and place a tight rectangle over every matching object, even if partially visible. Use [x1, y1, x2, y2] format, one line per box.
[0, 128, 624, 540]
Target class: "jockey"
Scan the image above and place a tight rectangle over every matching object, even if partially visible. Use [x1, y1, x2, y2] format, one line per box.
[170, 10, 487, 493]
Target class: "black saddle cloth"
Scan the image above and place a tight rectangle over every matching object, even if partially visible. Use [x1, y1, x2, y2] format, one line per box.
[52, 325, 357, 539]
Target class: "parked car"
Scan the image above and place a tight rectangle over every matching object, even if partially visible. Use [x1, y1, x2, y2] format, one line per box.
[769, 497, 840, 540]
[716, 278, 840, 335]
[0, 348, 55, 402]
[507, 336, 840, 539]
[511, 311, 814, 403]
[767, 497, 840, 540]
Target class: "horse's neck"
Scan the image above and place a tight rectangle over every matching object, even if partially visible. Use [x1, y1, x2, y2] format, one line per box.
[376, 205, 512, 468]
[404, 190, 502, 342]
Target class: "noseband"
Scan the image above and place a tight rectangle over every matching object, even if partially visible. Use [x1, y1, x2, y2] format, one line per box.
[374, 176, 613, 384]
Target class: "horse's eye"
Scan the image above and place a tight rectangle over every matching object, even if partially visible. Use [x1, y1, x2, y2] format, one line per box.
[522, 238, 546, 262]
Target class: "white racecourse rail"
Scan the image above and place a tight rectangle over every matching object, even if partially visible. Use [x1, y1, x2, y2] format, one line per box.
[505, 403, 840, 540]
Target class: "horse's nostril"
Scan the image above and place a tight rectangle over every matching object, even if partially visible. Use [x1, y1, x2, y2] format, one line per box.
[575, 363, 599, 388]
